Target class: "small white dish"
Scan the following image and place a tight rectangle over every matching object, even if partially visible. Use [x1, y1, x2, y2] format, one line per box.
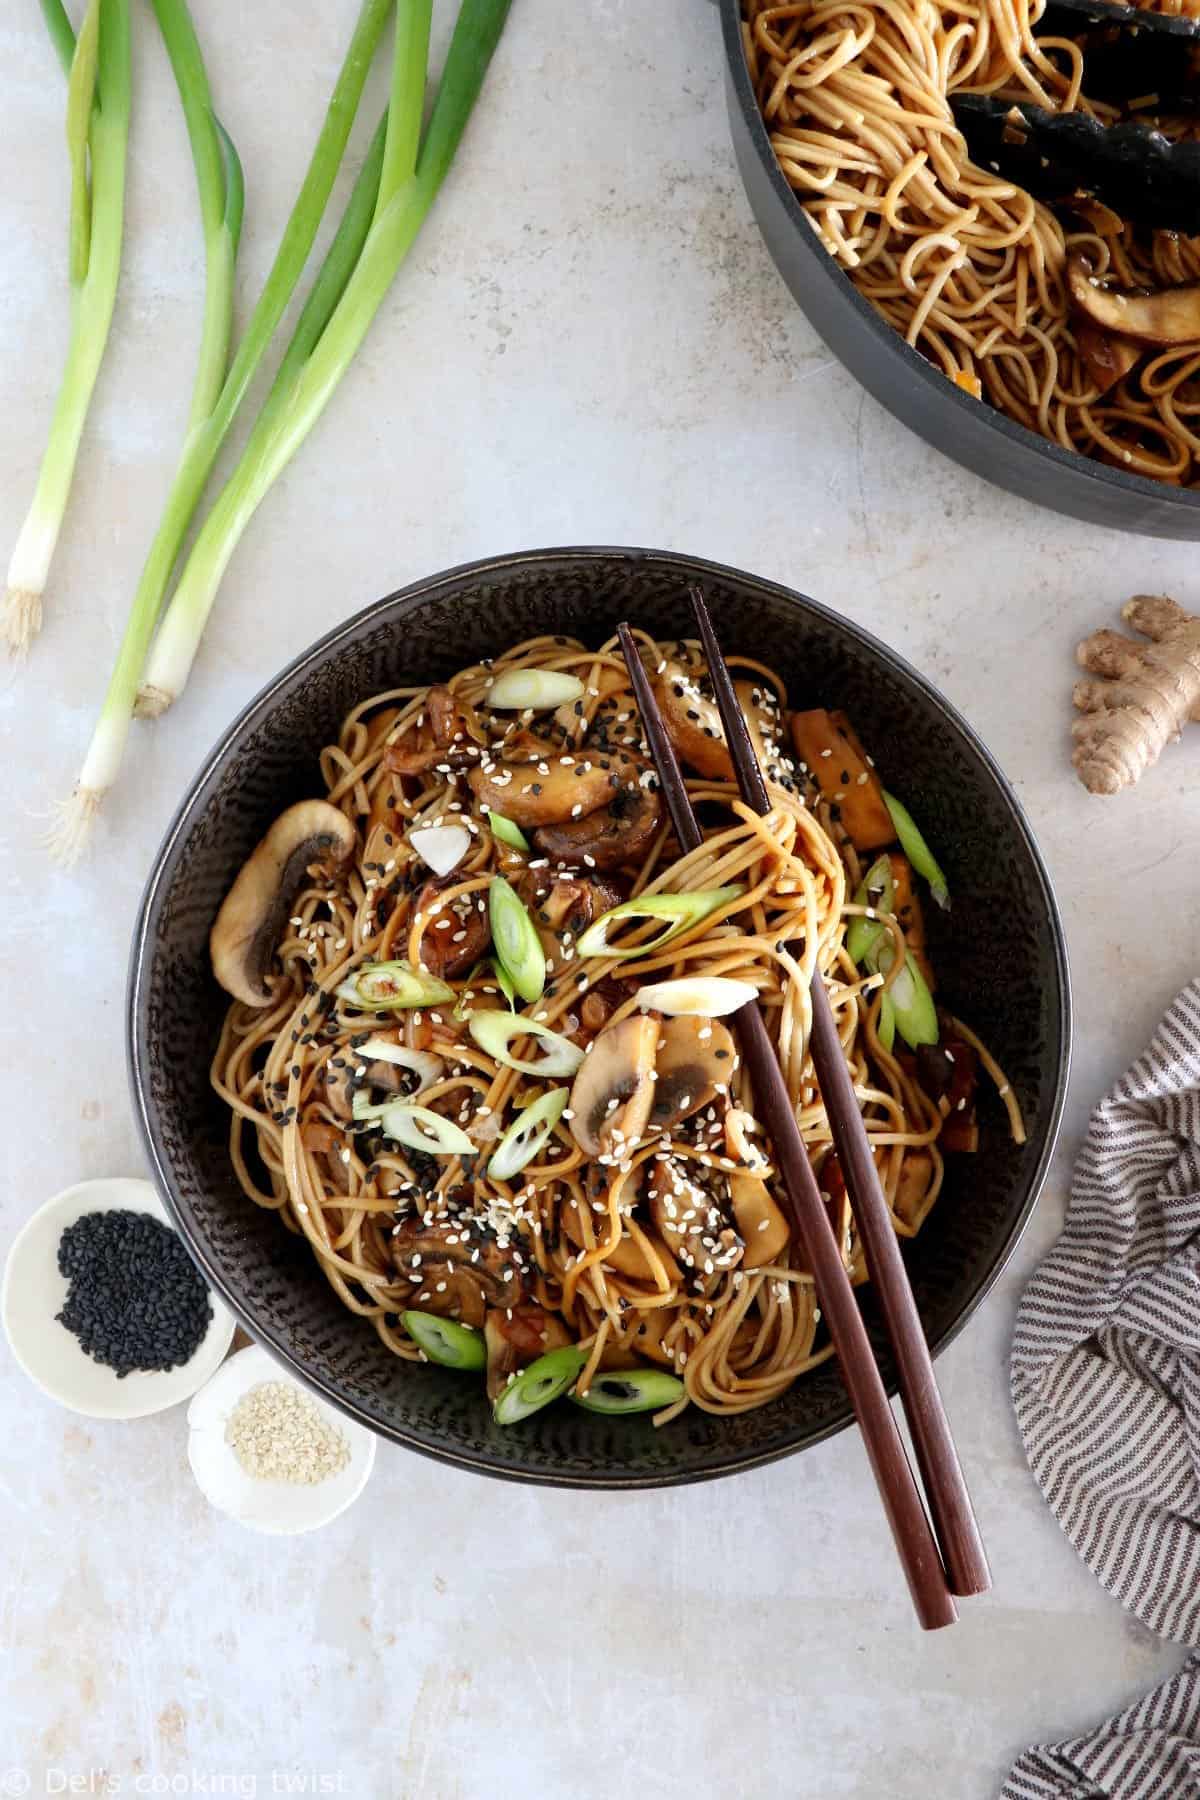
[2, 1176, 235, 1419]
[186, 1343, 376, 1534]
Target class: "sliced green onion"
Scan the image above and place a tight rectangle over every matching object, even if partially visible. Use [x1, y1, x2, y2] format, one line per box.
[883, 792, 949, 911]
[353, 1039, 443, 1093]
[845, 854, 894, 967]
[49, 0, 393, 861]
[485, 668, 585, 710]
[877, 991, 896, 1054]
[6, 0, 131, 661]
[489, 876, 545, 1004]
[402, 1311, 485, 1371]
[137, 0, 513, 722]
[491, 958, 518, 1012]
[493, 1345, 588, 1425]
[337, 960, 453, 1010]
[868, 940, 938, 1050]
[489, 812, 530, 853]
[635, 976, 755, 1017]
[573, 1368, 685, 1414]
[468, 1011, 584, 1078]
[575, 887, 743, 961]
[376, 1101, 474, 1158]
[488, 1087, 568, 1181]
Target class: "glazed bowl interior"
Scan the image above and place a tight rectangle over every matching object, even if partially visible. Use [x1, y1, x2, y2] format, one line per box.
[129, 547, 1069, 1489]
[717, 0, 1200, 540]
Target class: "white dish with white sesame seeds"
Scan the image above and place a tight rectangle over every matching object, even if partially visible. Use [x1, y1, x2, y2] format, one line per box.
[2, 1176, 236, 1420]
[186, 1343, 376, 1533]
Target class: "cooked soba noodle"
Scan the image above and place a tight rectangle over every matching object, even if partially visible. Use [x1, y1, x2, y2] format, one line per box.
[743, 0, 1200, 484]
[211, 631, 1022, 1423]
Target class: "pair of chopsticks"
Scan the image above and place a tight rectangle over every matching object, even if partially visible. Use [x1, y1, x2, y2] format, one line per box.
[616, 590, 988, 1632]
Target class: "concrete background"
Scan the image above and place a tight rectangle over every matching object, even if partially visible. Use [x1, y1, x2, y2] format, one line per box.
[2, 1, 1198, 1793]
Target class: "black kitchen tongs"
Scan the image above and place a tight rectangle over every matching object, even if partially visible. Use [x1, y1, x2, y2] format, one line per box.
[951, 0, 1200, 232]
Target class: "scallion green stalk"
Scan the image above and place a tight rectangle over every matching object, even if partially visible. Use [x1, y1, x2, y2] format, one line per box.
[50, 0, 392, 862]
[4, 0, 130, 658]
[137, 0, 511, 716]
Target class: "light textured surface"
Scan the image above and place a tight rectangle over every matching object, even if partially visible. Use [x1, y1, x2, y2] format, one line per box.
[2, 3, 1199, 1794]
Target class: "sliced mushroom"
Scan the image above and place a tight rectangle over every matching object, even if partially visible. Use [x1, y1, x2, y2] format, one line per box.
[1076, 321, 1141, 396]
[892, 1147, 936, 1228]
[1068, 255, 1200, 348]
[648, 1014, 737, 1132]
[412, 879, 491, 978]
[729, 1172, 790, 1269]
[483, 1303, 571, 1401]
[644, 1157, 742, 1284]
[408, 1266, 489, 1329]
[469, 748, 635, 829]
[210, 801, 356, 1006]
[568, 1013, 659, 1157]
[428, 682, 487, 750]
[650, 663, 781, 782]
[514, 869, 624, 938]
[560, 1193, 680, 1283]
[579, 974, 637, 1037]
[533, 779, 663, 871]
[392, 1216, 525, 1311]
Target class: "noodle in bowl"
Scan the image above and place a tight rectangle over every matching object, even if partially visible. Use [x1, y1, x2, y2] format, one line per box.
[130, 549, 1069, 1485]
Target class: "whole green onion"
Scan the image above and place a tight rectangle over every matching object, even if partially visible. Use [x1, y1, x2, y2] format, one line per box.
[49, 0, 394, 862]
[137, 0, 513, 718]
[5, 0, 130, 659]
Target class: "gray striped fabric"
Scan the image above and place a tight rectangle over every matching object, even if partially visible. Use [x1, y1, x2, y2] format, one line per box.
[1002, 980, 1200, 1799]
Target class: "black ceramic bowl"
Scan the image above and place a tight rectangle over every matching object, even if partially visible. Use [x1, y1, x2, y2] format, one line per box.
[129, 547, 1069, 1489]
[717, 0, 1200, 540]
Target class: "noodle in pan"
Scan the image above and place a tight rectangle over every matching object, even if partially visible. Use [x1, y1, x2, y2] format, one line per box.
[742, 0, 1200, 485]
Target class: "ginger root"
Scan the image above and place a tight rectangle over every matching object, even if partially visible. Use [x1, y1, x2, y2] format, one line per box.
[1072, 595, 1200, 794]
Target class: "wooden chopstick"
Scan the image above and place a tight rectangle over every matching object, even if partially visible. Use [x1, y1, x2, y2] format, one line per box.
[616, 622, 958, 1631]
[686, 586, 990, 1601]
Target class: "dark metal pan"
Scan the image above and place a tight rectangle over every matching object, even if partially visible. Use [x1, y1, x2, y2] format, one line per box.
[716, 0, 1200, 539]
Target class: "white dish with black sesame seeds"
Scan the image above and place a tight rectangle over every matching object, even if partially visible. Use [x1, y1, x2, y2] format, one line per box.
[185, 1344, 376, 1534]
[2, 1177, 235, 1420]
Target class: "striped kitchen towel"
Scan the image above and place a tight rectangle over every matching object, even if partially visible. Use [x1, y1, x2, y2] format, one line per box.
[1002, 979, 1200, 1799]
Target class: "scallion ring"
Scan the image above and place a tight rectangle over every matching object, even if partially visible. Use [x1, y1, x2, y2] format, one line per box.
[488, 1087, 568, 1181]
[489, 876, 545, 1003]
[402, 1311, 485, 1371]
[489, 812, 530, 853]
[867, 939, 938, 1050]
[573, 1369, 685, 1414]
[883, 792, 950, 910]
[575, 887, 744, 961]
[845, 854, 894, 967]
[493, 1345, 588, 1425]
[486, 668, 585, 710]
[467, 1010, 584, 1078]
[375, 1101, 475, 1157]
[336, 960, 453, 1010]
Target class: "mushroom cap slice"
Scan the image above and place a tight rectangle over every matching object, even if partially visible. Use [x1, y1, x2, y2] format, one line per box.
[469, 750, 637, 830]
[483, 1303, 571, 1401]
[648, 1014, 737, 1132]
[392, 1216, 525, 1311]
[568, 1013, 659, 1157]
[1068, 254, 1200, 348]
[210, 801, 356, 1006]
[651, 664, 782, 782]
[533, 781, 663, 872]
[730, 1172, 790, 1269]
[412, 879, 491, 978]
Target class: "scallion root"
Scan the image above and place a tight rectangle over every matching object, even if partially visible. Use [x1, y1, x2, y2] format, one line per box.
[46, 787, 102, 869]
[3, 587, 44, 658]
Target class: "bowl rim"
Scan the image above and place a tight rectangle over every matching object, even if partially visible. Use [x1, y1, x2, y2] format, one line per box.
[128, 544, 1072, 1489]
[716, 0, 1200, 519]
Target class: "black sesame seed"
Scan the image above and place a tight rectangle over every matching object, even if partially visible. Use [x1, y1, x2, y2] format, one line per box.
[55, 1210, 211, 1378]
